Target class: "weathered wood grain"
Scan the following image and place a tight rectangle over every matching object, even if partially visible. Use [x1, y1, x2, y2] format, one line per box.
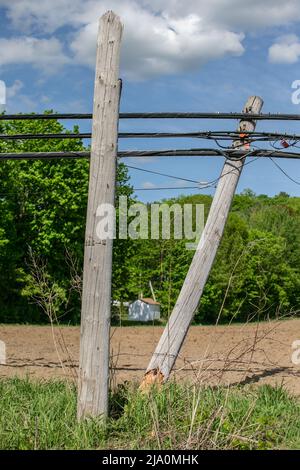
[77, 11, 123, 419]
[141, 96, 264, 387]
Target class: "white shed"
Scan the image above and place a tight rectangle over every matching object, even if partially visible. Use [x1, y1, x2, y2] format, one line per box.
[128, 297, 160, 322]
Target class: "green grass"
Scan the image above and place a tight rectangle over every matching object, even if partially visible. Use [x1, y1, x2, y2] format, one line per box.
[0, 378, 300, 449]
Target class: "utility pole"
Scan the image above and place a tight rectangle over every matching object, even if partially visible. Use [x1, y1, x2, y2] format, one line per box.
[140, 96, 264, 388]
[77, 11, 123, 420]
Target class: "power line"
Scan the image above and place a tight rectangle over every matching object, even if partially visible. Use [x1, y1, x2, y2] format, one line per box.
[0, 133, 91, 141]
[0, 151, 89, 160]
[1, 130, 300, 141]
[119, 112, 300, 121]
[269, 157, 300, 186]
[0, 156, 294, 194]
[121, 131, 300, 141]
[125, 164, 200, 184]
[0, 156, 258, 195]
[1, 148, 300, 160]
[118, 149, 300, 159]
[132, 154, 260, 191]
[133, 185, 201, 191]
[0, 153, 259, 196]
[2, 112, 300, 121]
[0, 113, 92, 121]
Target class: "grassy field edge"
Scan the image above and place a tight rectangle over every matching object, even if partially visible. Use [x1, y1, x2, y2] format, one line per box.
[0, 378, 299, 450]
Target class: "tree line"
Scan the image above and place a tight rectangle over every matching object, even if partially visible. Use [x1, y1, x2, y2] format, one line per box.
[0, 115, 299, 324]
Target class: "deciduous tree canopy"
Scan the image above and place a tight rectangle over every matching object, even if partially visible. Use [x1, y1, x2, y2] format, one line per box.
[0, 115, 299, 323]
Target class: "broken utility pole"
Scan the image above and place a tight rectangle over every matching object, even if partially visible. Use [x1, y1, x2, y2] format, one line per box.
[77, 11, 123, 420]
[140, 96, 264, 388]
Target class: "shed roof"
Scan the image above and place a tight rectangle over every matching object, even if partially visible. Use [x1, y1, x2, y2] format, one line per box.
[140, 297, 160, 305]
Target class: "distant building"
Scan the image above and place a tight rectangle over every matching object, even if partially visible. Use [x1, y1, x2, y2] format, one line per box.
[128, 297, 160, 322]
[112, 300, 129, 308]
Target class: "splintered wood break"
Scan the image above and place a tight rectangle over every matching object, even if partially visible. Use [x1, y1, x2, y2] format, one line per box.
[139, 368, 164, 392]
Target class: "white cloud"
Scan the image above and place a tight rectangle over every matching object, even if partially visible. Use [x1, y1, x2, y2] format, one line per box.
[0, 80, 5, 108]
[40, 95, 51, 104]
[70, 8, 244, 80]
[6, 79, 24, 98]
[141, 0, 300, 30]
[0, 37, 69, 72]
[141, 181, 157, 189]
[0, 0, 245, 79]
[269, 34, 300, 64]
[0, 0, 85, 33]
[3, 0, 300, 33]
[1, 0, 300, 79]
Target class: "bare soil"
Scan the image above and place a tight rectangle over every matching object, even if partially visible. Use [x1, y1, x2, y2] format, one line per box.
[1, 319, 300, 393]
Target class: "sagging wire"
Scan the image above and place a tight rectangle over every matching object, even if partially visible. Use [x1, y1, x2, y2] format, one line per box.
[133, 150, 260, 191]
[125, 164, 200, 184]
[269, 157, 300, 186]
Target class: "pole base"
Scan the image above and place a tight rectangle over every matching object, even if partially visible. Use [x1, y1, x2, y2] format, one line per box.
[139, 368, 164, 392]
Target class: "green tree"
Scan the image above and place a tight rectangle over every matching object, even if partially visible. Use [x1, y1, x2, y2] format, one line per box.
[0, 112, 133, 323]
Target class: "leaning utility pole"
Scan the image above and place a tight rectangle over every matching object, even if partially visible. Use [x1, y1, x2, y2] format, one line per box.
[77, 11, 123, 419]
[140, 96, 264, 387]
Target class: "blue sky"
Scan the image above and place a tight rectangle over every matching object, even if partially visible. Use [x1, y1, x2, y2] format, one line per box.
[0, 0, 300, 202]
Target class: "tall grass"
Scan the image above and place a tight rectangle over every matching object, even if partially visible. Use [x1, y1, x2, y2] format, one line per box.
[0, 378, 299, 449]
